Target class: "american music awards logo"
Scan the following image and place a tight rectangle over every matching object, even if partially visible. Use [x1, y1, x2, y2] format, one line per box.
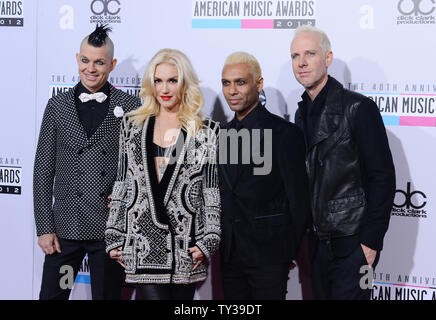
[372, 271, 436, 300]
[89, 0, 122, 24]
[0, 0, 23, 27]
[0, 156, 22, 195]
[348, 82, 436, 128]
[396, 0, 436, 25]
[192, 0, 316, 29]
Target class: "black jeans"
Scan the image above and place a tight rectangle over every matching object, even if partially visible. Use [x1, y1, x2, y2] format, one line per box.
[311, 239, 380, 300]
[39, 238, 124, 300]
[136, 283, 196, 300]
[221, 259, 290, 300]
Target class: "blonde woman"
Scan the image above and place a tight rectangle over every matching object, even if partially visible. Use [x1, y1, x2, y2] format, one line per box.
[105, 49, 221, 300]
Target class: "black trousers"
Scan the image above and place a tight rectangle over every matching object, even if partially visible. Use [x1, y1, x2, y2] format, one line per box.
[310, 239, 380, 300]
[221, 258, 289, 300]
[39, 238, 124, 300]
[136, 283, 196, 300]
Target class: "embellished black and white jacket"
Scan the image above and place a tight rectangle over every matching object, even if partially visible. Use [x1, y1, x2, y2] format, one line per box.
[105, 115, 221, 284]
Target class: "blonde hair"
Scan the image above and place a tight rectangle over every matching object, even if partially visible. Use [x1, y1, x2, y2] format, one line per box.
[293, 25, 332, 55]
[223, 51, 262, 81]
[129, 48, 203, 136]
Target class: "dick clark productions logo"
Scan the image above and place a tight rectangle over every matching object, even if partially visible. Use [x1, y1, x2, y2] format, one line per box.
[90, 0, 121, 24]
[91, 0, 121, 15]
[397, 0, 436, 24]
[398, 0, 435, 15]
[392, 182, 428, 218]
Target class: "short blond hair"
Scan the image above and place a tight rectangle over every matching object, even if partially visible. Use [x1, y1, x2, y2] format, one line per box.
[223, 51, 262, 81]
[292, 25, 332, 55]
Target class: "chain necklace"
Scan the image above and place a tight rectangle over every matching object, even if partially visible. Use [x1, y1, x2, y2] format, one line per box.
[155, 117, 180, 181]
[157, 145, 167, 180]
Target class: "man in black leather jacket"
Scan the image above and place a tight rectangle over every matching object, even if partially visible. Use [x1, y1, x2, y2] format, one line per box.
[290, 26, 396, 299]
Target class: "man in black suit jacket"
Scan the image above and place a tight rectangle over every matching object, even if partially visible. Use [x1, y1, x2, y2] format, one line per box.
[218, 51, 310, 299]
[33, 25, 141, 299]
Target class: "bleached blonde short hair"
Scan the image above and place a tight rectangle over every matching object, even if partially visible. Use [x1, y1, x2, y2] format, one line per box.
[223, 51, 262, 81]
[293, 25, 332, 55]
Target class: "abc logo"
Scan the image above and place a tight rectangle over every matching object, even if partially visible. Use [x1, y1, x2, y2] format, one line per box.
[90, 0, 121, 16]
[393, 182, 427, 209]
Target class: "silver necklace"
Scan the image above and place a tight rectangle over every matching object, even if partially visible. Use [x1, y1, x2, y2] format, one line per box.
[157, 145, 166, 180]
[156, 117, 180, 180]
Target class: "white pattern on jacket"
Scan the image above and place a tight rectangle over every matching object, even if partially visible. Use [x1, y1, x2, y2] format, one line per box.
[105, 115, 221, 284]
[33, 84, 141, 240]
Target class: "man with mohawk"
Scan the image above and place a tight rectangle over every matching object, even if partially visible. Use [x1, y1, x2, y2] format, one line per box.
[33, 24, 141, 300]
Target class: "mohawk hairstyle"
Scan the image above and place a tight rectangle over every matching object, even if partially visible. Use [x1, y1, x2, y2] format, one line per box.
[87, 24, 112, 47]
